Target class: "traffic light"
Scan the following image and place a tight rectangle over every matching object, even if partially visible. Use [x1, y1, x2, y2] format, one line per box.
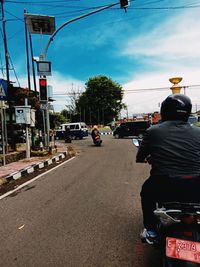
[120, 0, 130, 8]
[39, 78, 47, 101]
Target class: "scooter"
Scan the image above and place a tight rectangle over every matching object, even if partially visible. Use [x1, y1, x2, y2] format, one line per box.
[132, 138, 200, 266]
[93, 134, 102, 146]
[154, 201, 200, 266]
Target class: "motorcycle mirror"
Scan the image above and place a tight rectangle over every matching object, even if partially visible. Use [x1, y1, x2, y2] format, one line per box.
[132, 138, 141, 147]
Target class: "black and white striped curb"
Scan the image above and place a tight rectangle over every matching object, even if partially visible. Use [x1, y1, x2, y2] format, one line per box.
[3, 151, 69, 183]
[89, 132, 113, 135]
[100, 132, 113, 135]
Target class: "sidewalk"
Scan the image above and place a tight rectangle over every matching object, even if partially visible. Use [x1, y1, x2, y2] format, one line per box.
[0, 141, 75, 185]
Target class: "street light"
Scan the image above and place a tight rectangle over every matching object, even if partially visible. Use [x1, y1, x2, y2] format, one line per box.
[43, 2, 127, 59]
[24, 2, 130, 147]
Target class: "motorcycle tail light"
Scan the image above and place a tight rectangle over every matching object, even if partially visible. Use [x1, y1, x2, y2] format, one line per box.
[183, 231, 193, 237]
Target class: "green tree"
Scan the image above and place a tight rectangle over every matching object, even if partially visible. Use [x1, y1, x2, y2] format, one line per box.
[76, 75, 124, 125]
[10, 86, 40, 109]
[49, 112, 67, 129]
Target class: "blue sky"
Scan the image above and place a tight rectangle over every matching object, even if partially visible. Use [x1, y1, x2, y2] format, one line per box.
[2, 0, 200, 116]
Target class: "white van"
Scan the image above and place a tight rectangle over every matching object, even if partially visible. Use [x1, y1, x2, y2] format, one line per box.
[56, 122, 88, 139]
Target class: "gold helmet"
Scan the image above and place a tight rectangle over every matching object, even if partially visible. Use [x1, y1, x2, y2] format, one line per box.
[92, 125, 98, 130]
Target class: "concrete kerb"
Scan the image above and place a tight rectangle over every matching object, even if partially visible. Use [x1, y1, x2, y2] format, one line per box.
[100, 132, 113, 135]
[1, 151, 69, 185]
[88, 132, 113, 136]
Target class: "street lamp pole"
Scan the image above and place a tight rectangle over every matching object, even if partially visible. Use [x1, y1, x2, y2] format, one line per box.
[43, 2, 119, 58]
[36, 1, 126, 147]
[0, 0, 10, 85]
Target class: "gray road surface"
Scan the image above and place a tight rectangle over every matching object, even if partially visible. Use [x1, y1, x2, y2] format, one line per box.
[0, 135, 161, 267]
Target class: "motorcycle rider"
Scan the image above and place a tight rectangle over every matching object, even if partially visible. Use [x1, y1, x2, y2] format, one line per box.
[91, 125, 101, 144]
[136, 94, 200, 243]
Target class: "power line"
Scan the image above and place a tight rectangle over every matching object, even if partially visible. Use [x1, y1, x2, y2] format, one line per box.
[5, 0, 79, 3]
[9, 55, 21, 87]
[124, 84, 200, 93]
[5, 0, 200, 10]
[52, 84, 200, 96]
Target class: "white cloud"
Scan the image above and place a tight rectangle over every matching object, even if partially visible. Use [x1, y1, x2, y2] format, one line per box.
[120, 8, 200, 116]
[10, 8, 200, 117]
[123, 9, 200, 62]
[123, 69, 200, 115]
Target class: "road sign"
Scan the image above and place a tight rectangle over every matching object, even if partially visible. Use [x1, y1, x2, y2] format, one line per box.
[37, 61, 51, 76]
[0, 79, 8, 101]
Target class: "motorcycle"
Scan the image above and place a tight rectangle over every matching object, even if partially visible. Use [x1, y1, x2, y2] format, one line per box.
[132, 138, 200, 266]
[93, 134, 102, 146]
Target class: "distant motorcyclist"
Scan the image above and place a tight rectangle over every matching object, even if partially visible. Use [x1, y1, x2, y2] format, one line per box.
[91, 125, 102, 145]
[136, 94, 200, 243]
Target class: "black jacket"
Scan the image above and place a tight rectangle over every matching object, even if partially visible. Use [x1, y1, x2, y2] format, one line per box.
[136, 120, 200, 176]
[91, 129, 100, 141]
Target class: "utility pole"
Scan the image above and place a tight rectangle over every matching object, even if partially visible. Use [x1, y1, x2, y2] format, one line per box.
[0, 0, 10, 85]
[0, 0, 12, 152]
[24, 9, 31, 90]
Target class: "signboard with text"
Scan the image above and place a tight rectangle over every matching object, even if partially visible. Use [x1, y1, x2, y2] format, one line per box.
[37, 61, 51, 76]
[0, 79, 8, 101]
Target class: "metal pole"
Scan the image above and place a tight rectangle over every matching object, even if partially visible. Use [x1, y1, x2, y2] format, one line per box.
[3, 107, 7, 153]
[43, 2, 119, 58]
[29, 33, 37, 92]
[42, 109, 46, 146]
[24, 10, 31, 90]
[25, 124, 30, 158]
[1, 0, 10, 84]
[1, 0, 13, 150]
[46, 101, 50, 148]
[1, 106, 6, 165]
[40, 2, 120, 147]
[25, 99, 30, 158]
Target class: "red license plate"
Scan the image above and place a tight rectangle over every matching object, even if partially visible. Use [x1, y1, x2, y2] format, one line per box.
[166, 237, 200, 264]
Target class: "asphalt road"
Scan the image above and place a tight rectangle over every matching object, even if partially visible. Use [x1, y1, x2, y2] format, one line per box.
[0, 135, 162, 267]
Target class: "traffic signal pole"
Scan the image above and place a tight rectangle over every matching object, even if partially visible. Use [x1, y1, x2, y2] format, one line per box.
[0, 0, 12, 153]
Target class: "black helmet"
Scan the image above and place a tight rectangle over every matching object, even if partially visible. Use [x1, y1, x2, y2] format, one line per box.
[161, 94, 192, 122]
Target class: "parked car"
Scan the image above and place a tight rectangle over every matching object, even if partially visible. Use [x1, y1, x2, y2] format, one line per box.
[56, 122, 88, 140]
[113, 121, 151, 139]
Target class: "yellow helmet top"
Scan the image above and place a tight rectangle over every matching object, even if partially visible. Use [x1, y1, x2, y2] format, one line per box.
[92, 125, 98, 130]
